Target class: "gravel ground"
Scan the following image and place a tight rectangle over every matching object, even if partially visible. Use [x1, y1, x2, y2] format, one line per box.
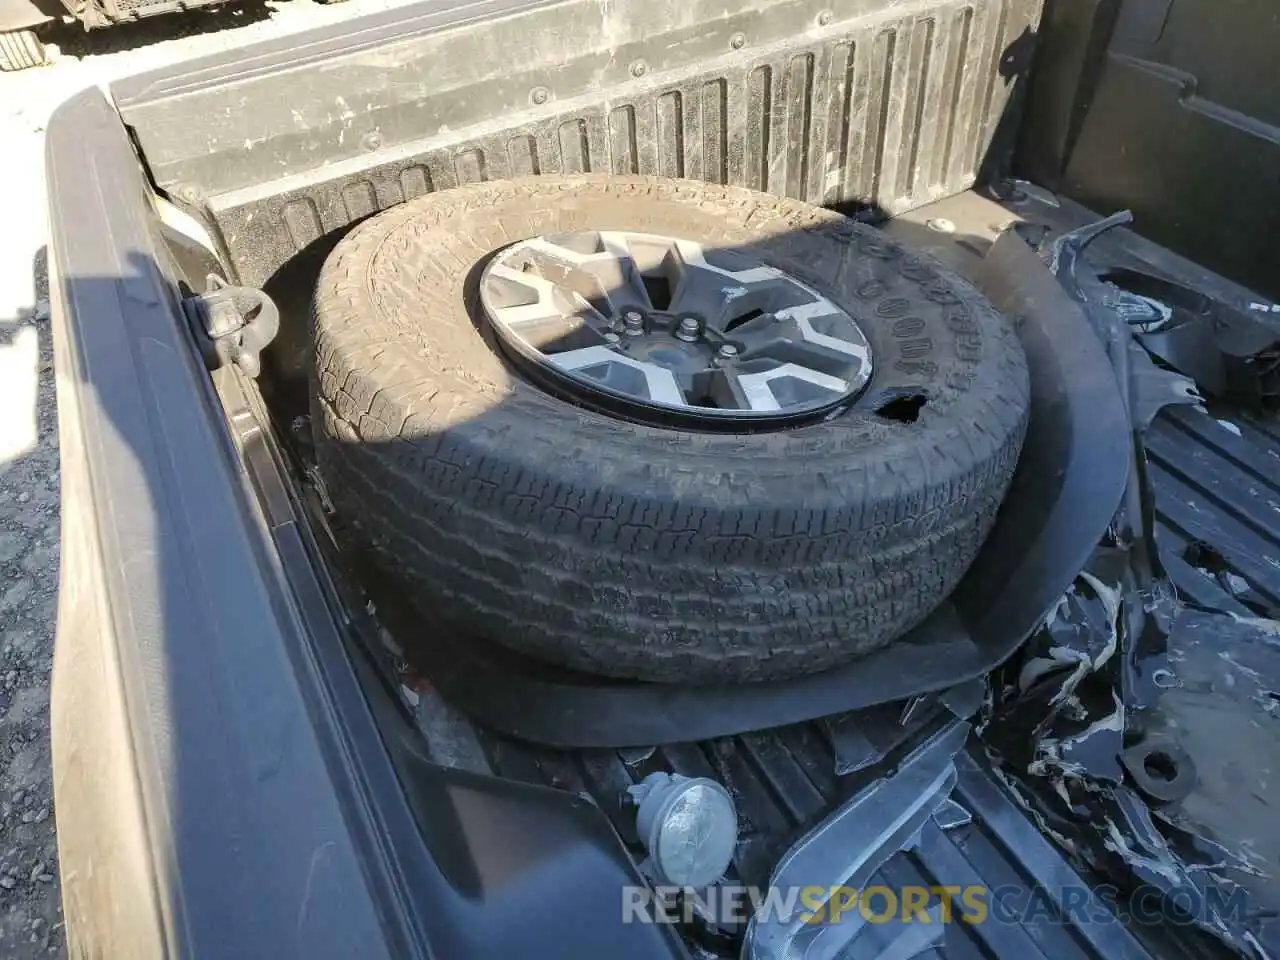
[0, 1, 416, 954]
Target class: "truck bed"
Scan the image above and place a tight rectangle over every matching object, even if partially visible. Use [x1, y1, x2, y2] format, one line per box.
[45, 0, 1280, 953]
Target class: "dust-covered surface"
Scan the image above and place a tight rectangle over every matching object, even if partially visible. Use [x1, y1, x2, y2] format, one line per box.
[0, 0, 418, 955]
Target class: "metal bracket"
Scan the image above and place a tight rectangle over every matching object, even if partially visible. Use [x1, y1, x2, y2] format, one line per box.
[182, 274, 280, 377]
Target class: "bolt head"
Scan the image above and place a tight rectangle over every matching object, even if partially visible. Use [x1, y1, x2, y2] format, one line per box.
[818, 10, 832, 25]
[730, 33, 746, 49]
[530, 87, 550, 105]
[631, 60, 647, 78]
[604, 332, 621, 343]
[718, 344, 739, 358]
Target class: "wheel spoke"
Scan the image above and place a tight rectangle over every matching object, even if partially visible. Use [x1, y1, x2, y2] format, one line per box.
[666, 245, 793, 332]
[579, 233, 653, 317]
[483, 262, 614, 348]
[523, 233, 652, 319]
[733, 300, 872, 376]
[549, 346, 687, 407]
[688, 366, 753, 411]
[667, 264, 732, 323]
[733, 364, 851, 412]
[734, 330, 865, 377]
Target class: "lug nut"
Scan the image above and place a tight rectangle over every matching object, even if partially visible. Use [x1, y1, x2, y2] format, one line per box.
[676, 317, 701, 342]
[624, 312, 645, 336]
[718, 344, 739, 358]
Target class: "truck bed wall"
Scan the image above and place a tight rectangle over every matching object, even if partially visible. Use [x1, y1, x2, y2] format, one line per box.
[114, 0, 1043, 288]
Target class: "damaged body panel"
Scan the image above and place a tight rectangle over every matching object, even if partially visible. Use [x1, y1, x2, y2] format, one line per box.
[970, 206, 1280, 956]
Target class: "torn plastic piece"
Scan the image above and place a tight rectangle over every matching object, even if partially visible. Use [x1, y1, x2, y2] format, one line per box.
[1034, 690, 1126, 785]
[939, 677, 986, 719]
[824, 678, 984, 778]
[823, 712, 880, 776]
[1046, 208, 1134, 279]
[1105, 789, 1265, 951]
[1045, 212, 1279, 413]
[991, 601, 1280, 956]
[985, 562, 1133, 793]
[932, 797, 972, 831]
[1126, 342, 1201, 433]
[1135, 311, 1280, 412]
[1107, 286, 1174, 333]
[823, 697, 941, 777]
[743, 721, 969, 960]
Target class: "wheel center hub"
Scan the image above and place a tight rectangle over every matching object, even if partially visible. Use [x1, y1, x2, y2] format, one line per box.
[478, 229, 874, 426]
[627, 326, 712, 372]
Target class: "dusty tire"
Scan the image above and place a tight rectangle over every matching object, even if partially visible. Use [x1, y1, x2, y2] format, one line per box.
[0, 30, 46, 71]
[311, 176, 1029, 683]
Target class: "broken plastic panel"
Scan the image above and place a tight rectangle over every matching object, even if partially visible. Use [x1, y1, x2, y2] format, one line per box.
[1047, 209, 1280, 414]
[986, 210, 1280, 958]
[743, 721, 969, 960]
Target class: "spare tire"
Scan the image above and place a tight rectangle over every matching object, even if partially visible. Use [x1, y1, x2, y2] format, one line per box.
[311, 176, 1029, 684]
